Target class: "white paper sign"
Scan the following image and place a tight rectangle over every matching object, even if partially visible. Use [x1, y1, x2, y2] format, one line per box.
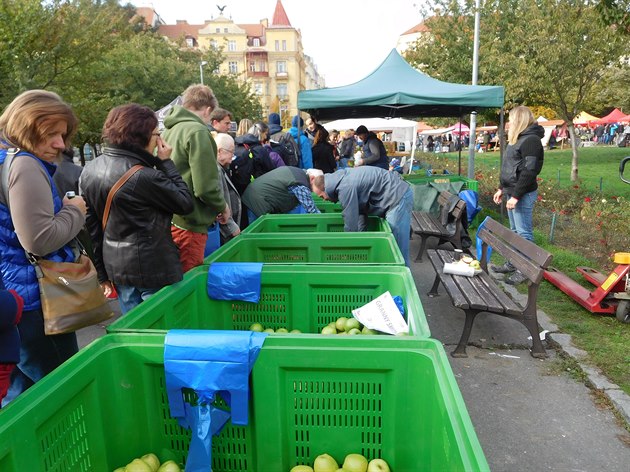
[351, 291, 409, 335]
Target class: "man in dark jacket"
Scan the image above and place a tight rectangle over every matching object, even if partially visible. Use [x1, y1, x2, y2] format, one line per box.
[0, 269, 23, 404]
[310, 166, 413, 266]
[354, 125, 388, 169]
[242, 166, 320, 220]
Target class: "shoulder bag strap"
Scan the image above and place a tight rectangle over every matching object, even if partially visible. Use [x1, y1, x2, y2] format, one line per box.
[101, 165, 143, 230]
[1, 148, 20, 208]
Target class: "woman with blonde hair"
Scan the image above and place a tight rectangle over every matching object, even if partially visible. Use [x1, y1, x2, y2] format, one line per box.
[236, 118, 252, 137]
[492, 105, 545, 284]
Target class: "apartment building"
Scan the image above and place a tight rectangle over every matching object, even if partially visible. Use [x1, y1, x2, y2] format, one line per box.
[155, 0, 325, 125]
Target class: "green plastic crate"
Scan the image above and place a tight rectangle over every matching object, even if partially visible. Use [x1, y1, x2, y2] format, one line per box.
[243, 213, 391, 234]
[204, 233, 404, 265]
[315, 201, 343, 213]
[402, 174, 479, 192]
[107, 265, 430, 339]
[0, 333, 489, 471]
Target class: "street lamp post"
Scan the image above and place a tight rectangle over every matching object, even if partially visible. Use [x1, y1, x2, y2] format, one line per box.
[199, 61, 208, 84]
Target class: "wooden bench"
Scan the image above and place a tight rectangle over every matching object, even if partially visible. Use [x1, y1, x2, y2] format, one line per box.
[411, 190, 467, 262]
[425, 217, 553, 358]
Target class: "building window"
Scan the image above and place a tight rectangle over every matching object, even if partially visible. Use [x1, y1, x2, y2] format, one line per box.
[253, 38, 260, 47]
[185, 38, 194, 48]
[224, 28, 228, 33]
[282, 40, 287, 51]
[277, 83, 288, 99]
[276, 61, 287, 73]
[210, 40, 218, 49]
[229, 61, 238, 74]
[275, 40, 280, 51]
[216, 28, 220, 33]
[228, 40, 236, 51]
[254, 83, 263, 95]
[249, 61, 256, 72]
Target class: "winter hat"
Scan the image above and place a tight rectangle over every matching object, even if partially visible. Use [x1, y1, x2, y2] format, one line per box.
[292, 115, 304, 128]
[268, 113, 281, 126]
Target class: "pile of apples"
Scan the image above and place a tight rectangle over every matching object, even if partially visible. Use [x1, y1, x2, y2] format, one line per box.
[249, 322, 301, 334]
[320, 317, 379, 336]
[291, 453, 390, 472]
[112, 452, 181, 472]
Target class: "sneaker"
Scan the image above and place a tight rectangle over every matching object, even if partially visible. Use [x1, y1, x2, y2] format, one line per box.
[506, 270, 528, 285]
[490, 262, 516, 274]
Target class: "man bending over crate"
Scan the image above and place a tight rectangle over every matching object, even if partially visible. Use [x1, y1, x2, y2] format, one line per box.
[310, 167, 413, 266]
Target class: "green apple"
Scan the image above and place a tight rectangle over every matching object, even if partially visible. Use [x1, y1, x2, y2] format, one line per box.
[362, 327, 378, 335]
[321, 326, 337, 335]
[113, 468, 126, 472]
[347, 328, 361, 335]
[367, 458, 390, 472]
[314, 453, 339, 472]
[276, 327, 289, 334]
[344, 318, 361, 332]
[342, 453, 368, 472]
[290, 465, 315, 472]
[469, 260, 481, 270]
[290, 329, 302, 334]
[157, 460, 182, 472]
[263, 328, 275, 333]
[337, 331, 348, 335]
[335, 316, 348, 331]
[126, 458, 153, 472]
[141, 452, 160, 471]
[249, 322, 264, 332]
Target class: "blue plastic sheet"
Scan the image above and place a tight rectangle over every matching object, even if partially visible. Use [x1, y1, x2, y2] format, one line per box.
[164, 330, 267, 472]
[459, 190, 482, 224]
[393, 295, 406, 321]
[287, 204, 307, 214]
[207, 262, 263, 303]
[475, 216, 493, 263]
[203, 223, 221, 257]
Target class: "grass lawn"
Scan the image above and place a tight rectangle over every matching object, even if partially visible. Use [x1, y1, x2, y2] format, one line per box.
[440, 145, 630, 196]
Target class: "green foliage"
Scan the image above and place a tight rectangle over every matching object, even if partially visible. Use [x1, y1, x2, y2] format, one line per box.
[0, 0, 261, 148]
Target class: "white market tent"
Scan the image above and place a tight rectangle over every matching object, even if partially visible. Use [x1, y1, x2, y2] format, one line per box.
[322, 117, 418, 148]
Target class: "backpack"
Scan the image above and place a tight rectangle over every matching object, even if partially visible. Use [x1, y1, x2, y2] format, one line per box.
[270, 138, 299, 167]
[274, 133, 301, 167]
[229, 143, 275, 195]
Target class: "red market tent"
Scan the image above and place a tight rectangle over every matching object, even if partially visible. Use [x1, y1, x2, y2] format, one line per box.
[590, 108, 627, 125]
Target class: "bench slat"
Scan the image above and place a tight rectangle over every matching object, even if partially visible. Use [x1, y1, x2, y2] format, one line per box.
[482, 218, 553, 268]
[478, 230, 544, 284]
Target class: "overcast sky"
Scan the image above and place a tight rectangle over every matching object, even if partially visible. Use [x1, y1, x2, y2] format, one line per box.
[131, 0, 423, 87]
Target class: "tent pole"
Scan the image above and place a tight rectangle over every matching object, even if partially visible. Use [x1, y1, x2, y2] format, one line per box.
[467, 0, 481, 179]
[457, 111, 463, 175]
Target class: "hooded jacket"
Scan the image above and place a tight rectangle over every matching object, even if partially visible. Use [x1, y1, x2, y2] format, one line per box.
[500, 124, 545, 199]
[289, 116, 313, 169]
[162, 106, 226, 233]
[360, 132, 388, 169]
[79, 145, 193, 287]
[323, 166, 410, 232]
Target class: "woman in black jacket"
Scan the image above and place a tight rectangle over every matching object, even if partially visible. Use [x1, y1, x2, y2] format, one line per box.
[80, 104, 193, 313]
[492, 105, 544, 285]
[311, 125, 337, 174]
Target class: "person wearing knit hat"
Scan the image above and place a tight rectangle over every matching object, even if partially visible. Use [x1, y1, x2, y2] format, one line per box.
[354, 125, 388, 169]
[288, 115, 313, 169]
[0, 274, 23, 404]
[268, 112, 300, 166]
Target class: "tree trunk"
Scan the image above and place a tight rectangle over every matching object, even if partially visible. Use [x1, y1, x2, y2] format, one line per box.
[567, 123, 579, 181]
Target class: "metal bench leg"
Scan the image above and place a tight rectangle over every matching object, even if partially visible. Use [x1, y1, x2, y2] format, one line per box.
[415, 235, 429, 262]
[521, 315, 547, 359]
[452, 309, 479, 358]
[427, 274, 441, 297]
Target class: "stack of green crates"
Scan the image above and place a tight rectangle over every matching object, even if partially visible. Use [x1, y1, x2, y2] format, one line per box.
[0, 333, 489, 471]
[0, 210, 490, 470]
[402, 173, 478, 192]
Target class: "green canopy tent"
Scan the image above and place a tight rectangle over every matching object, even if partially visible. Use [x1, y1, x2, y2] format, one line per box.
[298, 49, 504, 121]
[298, 49, 505, 214]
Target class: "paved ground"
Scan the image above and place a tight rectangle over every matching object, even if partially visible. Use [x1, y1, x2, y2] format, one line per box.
[77, 236, 630, 471]
[409, 236, 630, 471]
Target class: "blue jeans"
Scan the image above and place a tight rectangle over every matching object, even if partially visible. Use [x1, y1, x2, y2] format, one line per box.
[2, 307, 78, 406]
[116, 285, 160, 314]
[386, 187, 414, 267]
[507, 190, 537, 242]
[338, 157, 350, 169]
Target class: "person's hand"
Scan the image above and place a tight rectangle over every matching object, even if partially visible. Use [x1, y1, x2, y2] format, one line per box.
[231, 227, 241, 238]
[506, 197, 519, 210]
[492, 189, 503, 205]
[101, 280, 114, 298]
[216, 205, 231, 224]
[156, 136, 172, 161]
[63, 195, 87, 214]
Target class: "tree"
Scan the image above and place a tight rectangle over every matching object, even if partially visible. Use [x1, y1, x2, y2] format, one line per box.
[406, 0, 628, 181]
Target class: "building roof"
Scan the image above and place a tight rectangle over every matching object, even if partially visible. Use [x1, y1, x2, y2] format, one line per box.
[159, 21, 205, 39]
[239, 23, 264, 37]
[401, 21, 430, 36]
[270, 0, 292, 27]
